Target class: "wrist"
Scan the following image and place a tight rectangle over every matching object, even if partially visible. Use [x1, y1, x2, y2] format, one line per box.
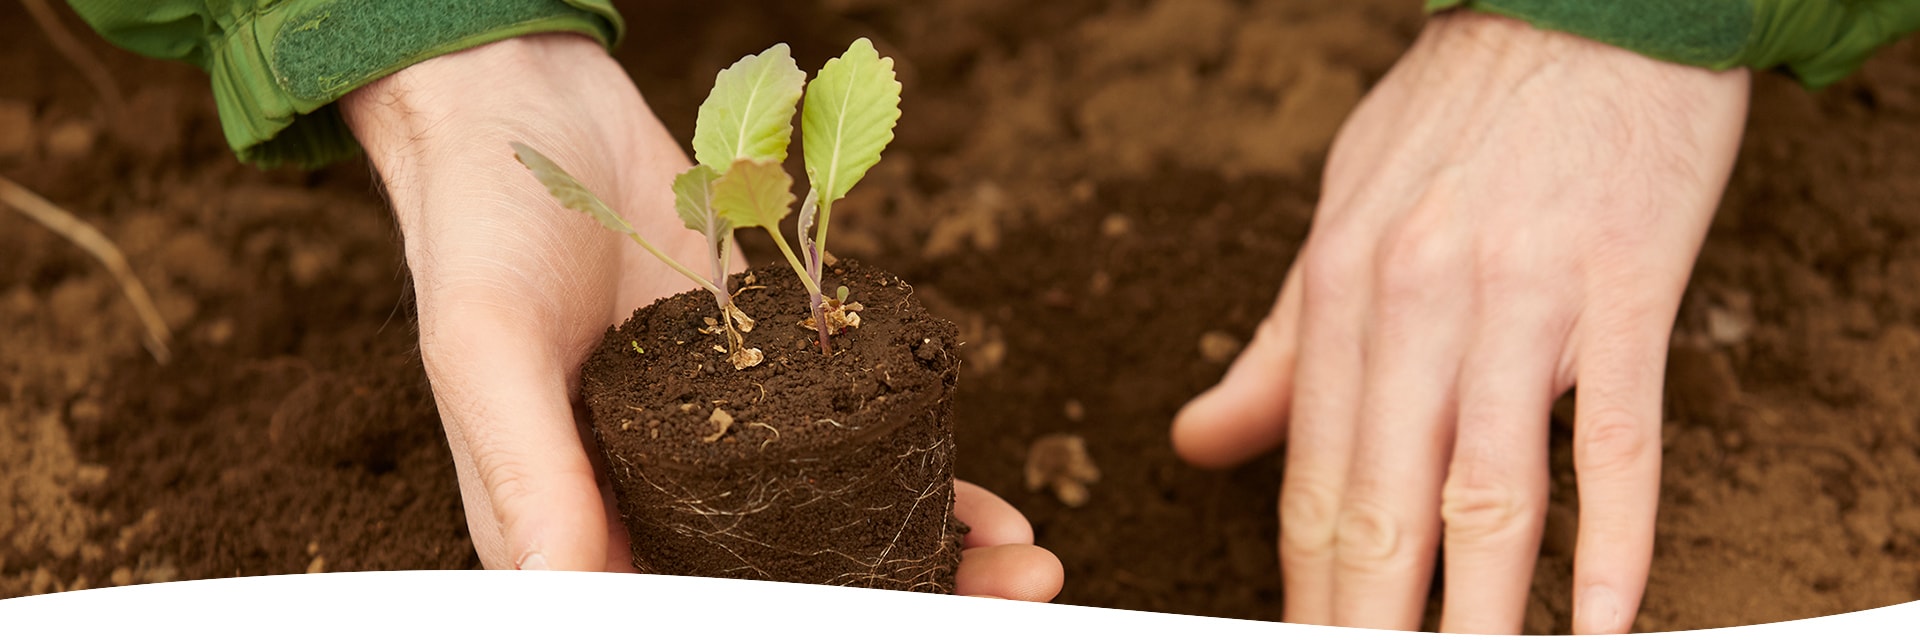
[1414, 11, 1750, 93]
[341, 33, 650, 236]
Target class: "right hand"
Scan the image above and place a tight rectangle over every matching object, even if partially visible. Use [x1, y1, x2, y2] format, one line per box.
[1172, 12, 1749, 633]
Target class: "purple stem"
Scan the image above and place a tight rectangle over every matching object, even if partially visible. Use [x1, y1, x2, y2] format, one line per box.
[804, 244, 831, 355]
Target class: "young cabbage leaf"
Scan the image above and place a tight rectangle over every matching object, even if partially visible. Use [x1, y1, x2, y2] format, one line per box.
[672, 164, 723, 234]
[511, 142, 721, 297]
[801, 37, 901, 244]
[512, 142, 635, 236]
[714, 158, 817, 296]
[692, 44, 807, 172]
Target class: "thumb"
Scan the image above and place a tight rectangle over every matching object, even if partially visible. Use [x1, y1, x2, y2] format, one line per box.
[1170, 266, 1303, 469]
[424, 319, 609, 571]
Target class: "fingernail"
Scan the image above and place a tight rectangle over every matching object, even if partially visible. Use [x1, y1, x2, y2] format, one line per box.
[1576, 585, 1621, 634]
[517, 551, 550, 571]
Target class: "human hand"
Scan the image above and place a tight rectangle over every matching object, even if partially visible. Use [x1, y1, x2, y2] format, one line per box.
[342, 34, 1060, 600]
[1171, 12, 1748, 633]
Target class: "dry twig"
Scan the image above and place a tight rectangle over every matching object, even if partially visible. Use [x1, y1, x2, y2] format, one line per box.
[0, 176, 172, 363]
[22, 0, 126, 123]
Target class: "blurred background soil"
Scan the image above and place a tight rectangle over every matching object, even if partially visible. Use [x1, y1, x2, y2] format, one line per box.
[4, 0, 1919, 632]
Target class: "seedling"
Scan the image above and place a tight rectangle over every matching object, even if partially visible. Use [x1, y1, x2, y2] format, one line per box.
[514, 39, 901, 363]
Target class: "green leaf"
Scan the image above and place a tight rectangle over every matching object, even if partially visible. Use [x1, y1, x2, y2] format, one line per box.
[672, 164, 724, 235]
[510, 142, 632, 235]
[801, 38, 901, 205]
[712, 158, 795, 230]
[692, 44, 807, 172]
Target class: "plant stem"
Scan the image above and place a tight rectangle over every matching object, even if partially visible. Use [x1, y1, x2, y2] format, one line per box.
[710, 232, 733, 310]
[625, 232, 723, 299]
[812, 198, 833, 274]
[805, 198, 833, 355]
[760, 227, 822, 297]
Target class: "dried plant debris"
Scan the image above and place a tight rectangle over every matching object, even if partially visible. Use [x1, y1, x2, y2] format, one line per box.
[1025, 433, 1102, 507]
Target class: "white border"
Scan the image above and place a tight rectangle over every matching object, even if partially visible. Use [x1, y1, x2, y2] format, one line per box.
[1, 571, 1913, 638]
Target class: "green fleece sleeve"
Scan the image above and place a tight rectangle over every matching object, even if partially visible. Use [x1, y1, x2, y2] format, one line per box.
[1426, 0, 1920, 89]
[64, 0, 625, 168]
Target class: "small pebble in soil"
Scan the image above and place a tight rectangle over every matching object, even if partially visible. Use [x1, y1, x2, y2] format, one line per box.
[1026, 433, 1102, 508]
[1070, 180, 1096, 204]
[306, 556, 326, 573]
[1101, 213, 1133, 237]
[44, 119, 98, 159]
[1198, 330, 1244, 364]
[1063, 399, 1085, 422]
[1705, 291, 1754, 345]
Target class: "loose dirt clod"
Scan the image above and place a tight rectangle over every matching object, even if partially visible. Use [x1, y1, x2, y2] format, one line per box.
[704, 407, 735, 442]
[1026, 433, 1101, 507]
[1198, 330, 1244, 364]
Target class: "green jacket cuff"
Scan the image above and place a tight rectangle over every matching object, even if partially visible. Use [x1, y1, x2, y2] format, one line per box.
[1425, 0, 1920, 89]
[70, 0, 623, 168]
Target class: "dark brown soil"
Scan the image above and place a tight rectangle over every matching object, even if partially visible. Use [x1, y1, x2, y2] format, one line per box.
[5, 0, 1920, 634]
[582, 260, 964, 591]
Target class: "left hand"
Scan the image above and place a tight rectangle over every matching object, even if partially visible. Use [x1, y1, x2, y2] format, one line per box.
[342, 33, 1060, 601]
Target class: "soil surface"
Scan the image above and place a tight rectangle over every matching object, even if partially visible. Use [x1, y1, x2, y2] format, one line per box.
[583, 260, 963, 591]
[5, 0, 1920, 633]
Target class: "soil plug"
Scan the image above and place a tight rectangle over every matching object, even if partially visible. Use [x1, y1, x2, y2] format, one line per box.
[525, 40, 962, 593]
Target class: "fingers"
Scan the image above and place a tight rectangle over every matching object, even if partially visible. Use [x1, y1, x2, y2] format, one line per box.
[1569, 306, 1671, 634]
[951, 480, 1059, 601]
[1329, 220, 1467, 630]
[955, 480, 1034, 548]
[1278, 236, 1373, 626]
[1171, 266, 1303, 469]
[954, 545, 1064, 602]
[1437, 302, 1562, 634]
[424, 316, 609, 572]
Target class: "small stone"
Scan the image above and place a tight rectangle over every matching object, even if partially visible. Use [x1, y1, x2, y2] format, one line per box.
[1089, 271, 1112, 296]
[69, 398, 103, 426]
[110, 567, 133, 587]
[72, 464, 108, 489]
[1063, 399, 1085, 422]
[45, 119, 98, 159]
[204, 317, 235, 346]
[1100, 214, 1133, 237]
[1198, 330, 1244, 364]
[306, 556, 326, 574]
[307, 541, 319, 555]
[1069, 180, 1096, 204]
[1705, 290, 1755, 345]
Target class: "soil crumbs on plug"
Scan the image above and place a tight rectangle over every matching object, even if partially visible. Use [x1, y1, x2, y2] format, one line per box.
[581, 261, 965, 591]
